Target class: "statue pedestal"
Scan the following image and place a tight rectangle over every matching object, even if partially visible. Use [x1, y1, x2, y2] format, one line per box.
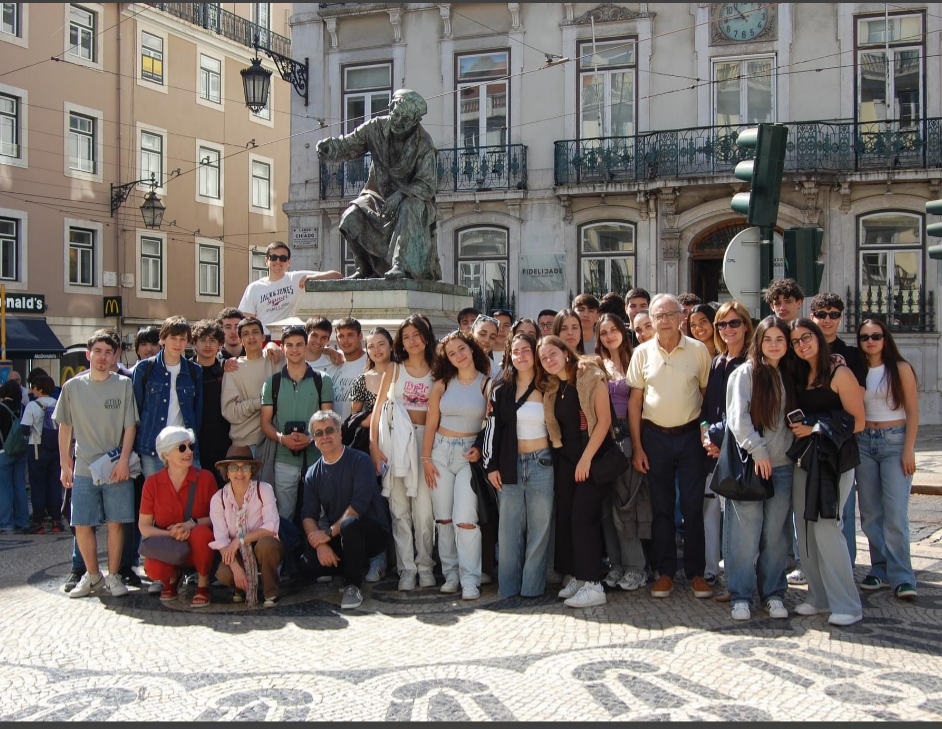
[295, 279, 472, 335]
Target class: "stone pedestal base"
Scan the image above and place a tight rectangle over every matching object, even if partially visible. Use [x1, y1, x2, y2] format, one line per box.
[292, 279, 472, 335]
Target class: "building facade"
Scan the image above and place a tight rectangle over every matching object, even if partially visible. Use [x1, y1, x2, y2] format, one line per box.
[286, 2, 942, 421]
[0, 2, 293, 380]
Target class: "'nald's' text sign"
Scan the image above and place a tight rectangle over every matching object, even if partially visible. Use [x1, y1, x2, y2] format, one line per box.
[4, 293, 45, 313]
[520, 254, 566, 292]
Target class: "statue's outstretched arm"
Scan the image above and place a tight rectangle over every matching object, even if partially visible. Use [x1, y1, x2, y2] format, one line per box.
[316, 122, 371, 162]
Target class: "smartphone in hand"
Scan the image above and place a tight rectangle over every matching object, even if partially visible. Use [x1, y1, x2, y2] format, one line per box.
[786, 409, 806, 425]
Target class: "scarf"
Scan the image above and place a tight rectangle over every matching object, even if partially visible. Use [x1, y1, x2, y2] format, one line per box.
[224, 481, 260, 607]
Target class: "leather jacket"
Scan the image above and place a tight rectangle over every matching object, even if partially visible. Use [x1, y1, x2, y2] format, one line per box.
[787, 409, 860, 521]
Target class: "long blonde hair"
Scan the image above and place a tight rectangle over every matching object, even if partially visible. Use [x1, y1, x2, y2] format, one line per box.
[714, 300, 754, 355]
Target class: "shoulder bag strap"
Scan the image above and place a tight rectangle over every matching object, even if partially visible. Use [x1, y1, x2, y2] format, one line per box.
[183, 469, 200, 523]
[513, 380, 537, 410]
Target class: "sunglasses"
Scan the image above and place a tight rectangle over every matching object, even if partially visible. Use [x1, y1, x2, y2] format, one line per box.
[267, 253, 290, 262]
[715, 319, 744, 330]
[858, 333, 885, 342]
[790, 332, 815, 348]
[227, 463, 254, 473]
[176, 442, 195, 453]
[312, 426, 338, 438]
[474, 315, 500, 327]
[812, 310, 842, 320]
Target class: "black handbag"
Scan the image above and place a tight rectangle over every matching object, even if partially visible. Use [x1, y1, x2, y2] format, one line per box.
[709, 426, 773, 501]
[139, 471, 199, 565]
[589, 435, 631, 486]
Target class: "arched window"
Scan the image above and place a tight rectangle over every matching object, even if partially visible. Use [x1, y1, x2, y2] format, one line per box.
[456, 226, 508, 306]
[579, 221, 635, 297]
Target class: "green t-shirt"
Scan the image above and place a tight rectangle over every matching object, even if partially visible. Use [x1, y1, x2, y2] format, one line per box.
[53, 372, 139, 478]
[261, 366, 334, 467]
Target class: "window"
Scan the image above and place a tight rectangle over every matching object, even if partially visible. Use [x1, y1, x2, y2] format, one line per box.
[456, 51, 508, 148]
[140, 130, 162, 186]
[857, 14, 923, 129]
[2, 3, 19, 37]
[251, 250, 268, 281]
[198, 146, 220, 199]
[251, 160, 270, 210]
[69, 112, 95, 173]
[200, 54, 221, 104]
[68, 227, 95, 286]
[253, 3, 270, 49]
[578, 39, 636, 138]
[141, 31, 163, 84]
[198, 244, 220, 296]
[456, 227, 508, 303]
[0, 217, 17, 280]
[344, 63, 391, 133]
[140, 235, 162, 292]
[713, 56, 775, 126]
[858, 212, 922, 312]
[0, 94, 17, 158]
[69, 5, 95, 61]
[341, 238, 357, 278]
[579, 222, 635, 297]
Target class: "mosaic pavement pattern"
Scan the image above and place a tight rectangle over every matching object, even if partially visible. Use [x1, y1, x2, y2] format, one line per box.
[2, 495, 942, 721]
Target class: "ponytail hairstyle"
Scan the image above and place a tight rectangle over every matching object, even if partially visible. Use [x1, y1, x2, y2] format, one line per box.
[748, 316, 797, 431]
[857, 318, 916, 410]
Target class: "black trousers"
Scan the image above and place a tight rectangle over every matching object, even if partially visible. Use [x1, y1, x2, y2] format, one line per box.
[554, 456, 608, 583]
[302, 516, 388, 587]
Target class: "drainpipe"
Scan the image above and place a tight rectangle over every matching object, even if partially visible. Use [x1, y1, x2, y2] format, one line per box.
[115, 3, 124, 350]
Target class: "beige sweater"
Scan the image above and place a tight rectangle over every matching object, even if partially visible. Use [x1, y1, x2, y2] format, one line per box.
[543, 357, 609, 448]
[221, 356, 279, 446]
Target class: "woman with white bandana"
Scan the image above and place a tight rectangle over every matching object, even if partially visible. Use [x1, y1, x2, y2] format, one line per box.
[210, 445, 284, 607]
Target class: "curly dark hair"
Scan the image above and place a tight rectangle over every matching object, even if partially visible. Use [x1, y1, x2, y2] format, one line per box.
[191, 319, 224, 345]
[809, 292, 844, 313]
[433, 330, 490, 384]
[765, 278, 805, 306]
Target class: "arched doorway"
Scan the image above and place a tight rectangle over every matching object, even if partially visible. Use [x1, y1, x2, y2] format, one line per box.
[690, 222, 751, 304]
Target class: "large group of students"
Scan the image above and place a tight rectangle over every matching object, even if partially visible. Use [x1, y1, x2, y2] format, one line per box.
[0, 242, 920, 621]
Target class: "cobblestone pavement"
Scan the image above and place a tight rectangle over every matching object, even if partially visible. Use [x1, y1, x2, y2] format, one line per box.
[2, 497, 942, 721]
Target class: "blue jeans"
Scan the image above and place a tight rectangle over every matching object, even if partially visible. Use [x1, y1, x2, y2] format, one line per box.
[842, 479, 857, 567]
[724, 464, 793, 605]
[0, 450, 29, 529]
[498, 448, 554, 597]
[856, 426, 916, 588]
[28, 449, 62, 523]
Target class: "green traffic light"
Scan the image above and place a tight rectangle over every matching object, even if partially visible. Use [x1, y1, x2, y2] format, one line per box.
[734, 160, 755, 183]
[928, 244, 942, 261]
[736, 127, 759, 149]
[929, 222, 942, 238]
[731, 192, 751, 215]
[927, 199, 942, 216]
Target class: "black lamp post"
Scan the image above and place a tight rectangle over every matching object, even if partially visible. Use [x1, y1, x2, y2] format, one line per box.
[110, 173, 166, 229]
[241, 35, 308, 109]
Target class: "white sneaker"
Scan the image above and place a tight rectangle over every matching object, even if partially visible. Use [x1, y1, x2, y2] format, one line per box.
[603, 566, 624, 588]
[104, 573, 128, 597]
[341, 585, 363, 609]
[316, 575, 333, 583]
[440, 577, 460, 594]
[828, 613, 862, 626]
[365, 564, 385, 583]
[398, 570, 416, 591]
[148, 580, 163, 595]
[462, 584, 480, 600]
[557, 577, 585, 599]
[795, 602, 829, 616]
[787, 567, 807, 585]
[564, 581, 607, 608]
[480, 573, 493, 585]
[731, 602, 751, 621]
[617, 570, 647, 592]
[418, 571, 436, 588]
[765, 598, 788, 619]
[69, 572, 103, 598]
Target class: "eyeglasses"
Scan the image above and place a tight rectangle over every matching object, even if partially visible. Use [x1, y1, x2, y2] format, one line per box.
[267, 253, 290, 262]
[538, 322, 553, 331]
[812, 310, 842, 321]
[790, 332, 815, 348]
[176, 442, 195, 453]
[312, 426, 338, 438]
[715, 319, 744, 331]
[652, 311, 682, 322]
[227, 463, 254, 473]
[858, 333, 885, 342]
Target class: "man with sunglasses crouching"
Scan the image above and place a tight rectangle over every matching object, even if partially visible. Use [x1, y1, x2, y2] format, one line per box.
[300, 410, 390, 609]
[238, 242, 341, 336]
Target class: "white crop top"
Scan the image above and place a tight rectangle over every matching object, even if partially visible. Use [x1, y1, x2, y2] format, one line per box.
[393, 364, 432, 411]
[864, 365, 906, 422]
[516, 401, 548, 439]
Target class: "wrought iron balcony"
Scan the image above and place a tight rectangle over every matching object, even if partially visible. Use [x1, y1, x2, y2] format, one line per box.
[554, 118, 942, 186]
[320, 144, 528, 200]
[145, 3, 290, 57]
[845, 284, 935, 334]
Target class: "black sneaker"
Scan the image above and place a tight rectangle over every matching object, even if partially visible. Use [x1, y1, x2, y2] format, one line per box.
[62, 569, 85, 593]
[118, 566, 142, 587]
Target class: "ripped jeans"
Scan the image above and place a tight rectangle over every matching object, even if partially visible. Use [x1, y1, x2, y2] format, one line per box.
[429, 433, 481, 588]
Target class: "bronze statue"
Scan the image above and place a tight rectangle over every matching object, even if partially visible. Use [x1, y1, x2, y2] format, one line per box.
[316, 89, 441, 281]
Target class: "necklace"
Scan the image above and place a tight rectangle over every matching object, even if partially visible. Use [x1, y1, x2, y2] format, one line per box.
[457, 372, 477, 385]
[560, 381, 568, 399]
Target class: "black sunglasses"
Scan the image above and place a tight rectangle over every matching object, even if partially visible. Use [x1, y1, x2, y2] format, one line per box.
[176, 442, 195, 453]
[858, 333, 885, 342]
[267, 253, 290, 262]
[812, 310, 842, 320]
[715, 319, 744, 330]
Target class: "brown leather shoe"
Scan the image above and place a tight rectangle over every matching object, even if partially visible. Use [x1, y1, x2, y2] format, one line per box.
[650, 575, 674, 598]
[691, 575, 714, 599]
[715, 591, 731, 603]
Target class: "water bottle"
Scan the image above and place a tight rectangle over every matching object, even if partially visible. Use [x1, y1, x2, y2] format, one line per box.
[700, 421, 711, 448]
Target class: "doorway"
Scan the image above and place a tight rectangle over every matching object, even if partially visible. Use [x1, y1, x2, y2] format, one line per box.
[690, 222, 751, 304]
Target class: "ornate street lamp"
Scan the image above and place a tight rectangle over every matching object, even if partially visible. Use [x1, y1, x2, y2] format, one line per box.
[110, 173, 165, 229]
[241, 35, 308, 109]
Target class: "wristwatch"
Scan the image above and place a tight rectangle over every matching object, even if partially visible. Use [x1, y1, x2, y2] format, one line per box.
[189, 517, 199, 527]
[325, 525, 334, 539]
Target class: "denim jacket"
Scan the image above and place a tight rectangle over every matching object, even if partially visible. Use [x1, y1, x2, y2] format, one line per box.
[132, 351, 203, 457]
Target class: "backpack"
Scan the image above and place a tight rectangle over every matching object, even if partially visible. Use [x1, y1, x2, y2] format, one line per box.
[39, 403, 58, 455]
[0, 402, 27, 457]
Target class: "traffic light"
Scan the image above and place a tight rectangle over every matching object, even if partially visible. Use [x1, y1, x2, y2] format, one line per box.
[730, 123, 789, 228]
[927, 199, 942, 260]
[784, 227, 825, 297]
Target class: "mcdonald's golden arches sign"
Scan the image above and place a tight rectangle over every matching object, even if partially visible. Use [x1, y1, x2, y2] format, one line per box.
[103, 296, 123, 317]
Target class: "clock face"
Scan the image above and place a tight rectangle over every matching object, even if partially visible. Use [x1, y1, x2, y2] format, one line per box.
[718, 3, 770, 41]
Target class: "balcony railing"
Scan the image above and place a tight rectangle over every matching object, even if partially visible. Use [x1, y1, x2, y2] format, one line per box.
[554, 119, 942, 186]
[845, 284, 935, 334]
[320, 144, 528, 200]
[145, 4, 290, 57]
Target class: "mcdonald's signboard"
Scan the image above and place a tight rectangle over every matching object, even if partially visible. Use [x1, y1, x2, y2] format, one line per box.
[103, 296, 123, 317]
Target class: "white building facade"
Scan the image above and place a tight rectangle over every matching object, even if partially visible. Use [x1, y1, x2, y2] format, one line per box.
[286, 2, 942, 421]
